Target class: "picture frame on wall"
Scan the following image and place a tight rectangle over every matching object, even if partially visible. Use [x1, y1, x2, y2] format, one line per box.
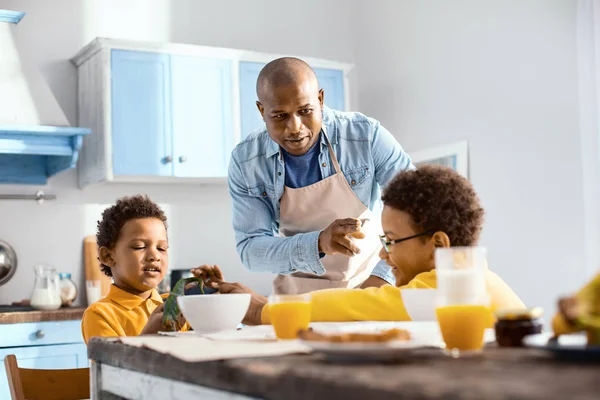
[409, 141, 469, 178]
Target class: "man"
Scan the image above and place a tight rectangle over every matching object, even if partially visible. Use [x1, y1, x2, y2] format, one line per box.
[228, 57, 414, 294]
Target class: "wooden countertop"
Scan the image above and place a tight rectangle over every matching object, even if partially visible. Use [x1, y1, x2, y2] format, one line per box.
[0, 307, 86, 324]
[89, 337, 600, 400]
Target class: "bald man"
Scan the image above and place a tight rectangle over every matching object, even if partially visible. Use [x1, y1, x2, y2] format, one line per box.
[228, 57, 415, 295]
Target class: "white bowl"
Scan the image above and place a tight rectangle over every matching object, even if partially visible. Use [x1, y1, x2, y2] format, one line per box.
[400, 288, 438, 321]
[177, 294, 251, 333]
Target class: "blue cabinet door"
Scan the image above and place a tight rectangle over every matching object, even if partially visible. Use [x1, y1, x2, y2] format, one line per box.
[0, 343, 88, 399]
[239, 62, 346, 141]
[313, 68, 345, 112]
[170, 55, 234, 178]
[111, 49, 173, 176]
[239, 62, 266, 141]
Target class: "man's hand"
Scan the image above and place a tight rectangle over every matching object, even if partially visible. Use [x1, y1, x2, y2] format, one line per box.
[191, 265, 224, 289]
[318, 218, 365, 256]
[219, 282, 267, 325]
[140, 303, 165, 335]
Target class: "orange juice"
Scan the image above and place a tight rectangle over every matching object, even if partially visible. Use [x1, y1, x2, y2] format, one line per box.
[436, 305, 492, 351]
[269, 302, 311, 339]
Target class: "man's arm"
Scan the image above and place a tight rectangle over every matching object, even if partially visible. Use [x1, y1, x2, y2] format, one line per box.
[371, 121, 415, 188]
[228, 155, 325, 275]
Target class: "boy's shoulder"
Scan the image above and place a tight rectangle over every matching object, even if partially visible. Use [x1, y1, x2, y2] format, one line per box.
[82, 296, 115, 316]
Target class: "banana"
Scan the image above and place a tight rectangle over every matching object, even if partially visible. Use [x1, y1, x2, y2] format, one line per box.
[552, 273, 600, 346]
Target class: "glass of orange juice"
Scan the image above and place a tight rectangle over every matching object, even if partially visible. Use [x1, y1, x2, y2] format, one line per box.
[435, 246, 492, 357]
[268, 294, 311, 340]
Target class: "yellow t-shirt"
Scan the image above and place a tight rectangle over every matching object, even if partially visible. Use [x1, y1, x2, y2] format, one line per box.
[262, 269, 525, 324]
[81, 284, 188, 344]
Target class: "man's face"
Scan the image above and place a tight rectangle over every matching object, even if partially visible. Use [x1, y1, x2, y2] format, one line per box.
[257, 80, 324, 156]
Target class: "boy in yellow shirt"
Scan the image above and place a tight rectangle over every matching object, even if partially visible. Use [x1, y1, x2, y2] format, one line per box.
[82, 195, 186, 343]
[200, 165, 525, 324]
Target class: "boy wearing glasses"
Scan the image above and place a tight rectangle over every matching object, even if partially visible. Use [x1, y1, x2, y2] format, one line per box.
[199, 165, 525, 324]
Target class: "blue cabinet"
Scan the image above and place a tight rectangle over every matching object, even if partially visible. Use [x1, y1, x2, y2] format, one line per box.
[313, 68, 345, 112]
[73, 39, 351, 187]
[170, 55, 234, 178]
[239, 62, 267, 142]
[0, 320, 86, 399]
[239, 61, 346, 140]
[111, 50, 173, 177]
[111, 50, 234, 179]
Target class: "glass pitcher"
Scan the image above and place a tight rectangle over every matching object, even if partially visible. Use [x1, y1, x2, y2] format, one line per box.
[30, 264, 62, 310]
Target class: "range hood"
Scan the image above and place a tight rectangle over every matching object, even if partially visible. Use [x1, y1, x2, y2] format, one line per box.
[0, 10, 89, 184]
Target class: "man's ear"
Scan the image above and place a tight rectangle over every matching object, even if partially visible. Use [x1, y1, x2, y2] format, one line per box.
[318, 88, 324, 108]
[256, 101, 265, 121]
[99, 246, 115, 267]
[431, 231, 451, 248]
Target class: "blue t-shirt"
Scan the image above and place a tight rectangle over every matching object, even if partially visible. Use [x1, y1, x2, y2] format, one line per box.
[281, 135, 323, 188]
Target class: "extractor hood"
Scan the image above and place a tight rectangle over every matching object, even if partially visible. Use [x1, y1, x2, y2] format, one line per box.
[0, 10, 89, 184]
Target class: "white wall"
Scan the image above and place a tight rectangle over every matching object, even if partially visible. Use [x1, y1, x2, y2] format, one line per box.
[0, 0, 586, 322]
[0, 0, 356, 304]
[352, 0, 584, 318]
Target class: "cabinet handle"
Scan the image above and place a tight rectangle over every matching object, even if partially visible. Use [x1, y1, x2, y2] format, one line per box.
[35, 330, 45, 339]
[162, 155, 173, 164]
[179, 156, 187, 163]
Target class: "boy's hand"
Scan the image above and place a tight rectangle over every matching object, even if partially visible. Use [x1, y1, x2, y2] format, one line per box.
[558, 296, 582, 324]
[191, 264, 224, 289]
[141, 303, 165, 335]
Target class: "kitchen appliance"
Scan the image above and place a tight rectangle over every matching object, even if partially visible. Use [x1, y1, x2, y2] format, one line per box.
[0, 239, 17, 286]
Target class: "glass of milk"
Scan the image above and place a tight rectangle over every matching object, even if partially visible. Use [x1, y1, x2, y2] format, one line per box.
[30, 264, 62, 311]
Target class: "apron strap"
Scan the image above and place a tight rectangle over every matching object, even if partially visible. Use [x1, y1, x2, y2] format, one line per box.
[322, 127, 342, 175]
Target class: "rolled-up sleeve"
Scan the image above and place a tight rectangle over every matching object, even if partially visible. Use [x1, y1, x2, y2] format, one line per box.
[370, 259, 396, 285]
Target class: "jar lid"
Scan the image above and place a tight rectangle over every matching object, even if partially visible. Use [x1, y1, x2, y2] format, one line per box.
[58, 272, 72, 279]
[494, 307, 543, 320]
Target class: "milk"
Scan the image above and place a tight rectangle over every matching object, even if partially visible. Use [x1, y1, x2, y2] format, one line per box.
[30, 288, 62, 310]
[436, 269, 489, 306]
[86, 280, 102, 305]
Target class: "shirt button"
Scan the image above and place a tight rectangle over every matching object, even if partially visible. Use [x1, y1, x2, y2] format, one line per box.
[322, 163, 327, 167]
[278, 172, 282, 176]
[262, 191, 267, 197]
[351, 180, 356, 185]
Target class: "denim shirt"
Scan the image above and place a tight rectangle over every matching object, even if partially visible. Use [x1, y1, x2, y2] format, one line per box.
[228, 106, 415, 285]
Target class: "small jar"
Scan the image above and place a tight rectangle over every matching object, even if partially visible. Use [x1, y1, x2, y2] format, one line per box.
[495, 307, 544, 347]
[58, 273, 78, 307]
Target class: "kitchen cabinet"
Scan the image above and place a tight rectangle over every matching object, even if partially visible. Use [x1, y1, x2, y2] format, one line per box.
[0, 320, 86, 399]
[72, 38, 352, 187]
[73, 42, 234, 187]
[239, 61, 346, 140]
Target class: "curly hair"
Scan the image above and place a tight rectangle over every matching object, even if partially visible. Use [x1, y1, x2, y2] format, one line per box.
[381, 165, 484, 246]
[96, 195, 167, 277]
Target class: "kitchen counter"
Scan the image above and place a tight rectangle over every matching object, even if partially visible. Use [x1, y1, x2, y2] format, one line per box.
[89, 337, 600, 400]
[0, 307, 86, 324]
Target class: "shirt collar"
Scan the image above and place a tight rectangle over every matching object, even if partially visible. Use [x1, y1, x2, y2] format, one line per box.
[265, 105, 337, 158]
[107, 284, 163, 311]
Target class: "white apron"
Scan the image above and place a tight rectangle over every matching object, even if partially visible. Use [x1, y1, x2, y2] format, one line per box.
[272, 133, 384, 295]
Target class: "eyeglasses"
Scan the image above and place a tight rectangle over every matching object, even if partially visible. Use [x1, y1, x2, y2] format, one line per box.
[379, 230, 435, 253]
